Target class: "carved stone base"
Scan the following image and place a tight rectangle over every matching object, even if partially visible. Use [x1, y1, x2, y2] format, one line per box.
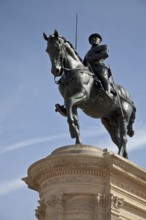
[22, 145, 146, 220]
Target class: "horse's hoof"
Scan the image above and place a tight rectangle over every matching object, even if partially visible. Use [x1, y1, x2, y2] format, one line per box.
[118, 149, 124, 156]
[75, 140, 82, 145]
[55, 104, 67, 117]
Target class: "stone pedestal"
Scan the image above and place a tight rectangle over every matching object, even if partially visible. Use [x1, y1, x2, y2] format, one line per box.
[23, 145, 146, 220]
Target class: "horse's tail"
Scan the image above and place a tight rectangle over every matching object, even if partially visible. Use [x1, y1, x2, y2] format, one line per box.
[127, 106, 136, 137]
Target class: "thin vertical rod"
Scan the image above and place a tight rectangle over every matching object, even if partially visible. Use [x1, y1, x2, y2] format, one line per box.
[75, 13, 78, 50]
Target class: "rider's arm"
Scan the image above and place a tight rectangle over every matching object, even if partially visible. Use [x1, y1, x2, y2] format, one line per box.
[93, 44, 109, 61]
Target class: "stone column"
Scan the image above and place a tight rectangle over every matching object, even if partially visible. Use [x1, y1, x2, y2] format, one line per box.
[22, 145, 146, 220]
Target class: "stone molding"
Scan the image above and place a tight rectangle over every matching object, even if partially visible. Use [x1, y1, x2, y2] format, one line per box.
[23, 158, 146, 202]
[96, 193, 124, 209]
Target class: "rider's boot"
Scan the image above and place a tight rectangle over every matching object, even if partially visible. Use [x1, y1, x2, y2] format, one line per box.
[103, 82, 113, 99]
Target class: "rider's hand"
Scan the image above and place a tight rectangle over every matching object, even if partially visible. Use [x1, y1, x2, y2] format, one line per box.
[87, 57, 93, 63]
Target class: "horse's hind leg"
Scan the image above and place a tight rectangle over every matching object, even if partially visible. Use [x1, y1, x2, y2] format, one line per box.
[117, 116, 128, 158]
[101, 116, 128, 158]
[101, 118, 120, 149]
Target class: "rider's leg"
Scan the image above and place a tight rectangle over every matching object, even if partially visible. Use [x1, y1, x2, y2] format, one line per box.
[98, 69, 111, 95]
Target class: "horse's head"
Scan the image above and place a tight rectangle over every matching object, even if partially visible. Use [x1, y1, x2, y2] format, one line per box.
[43, 30, 64, 77]
[44, 30, 83, 77]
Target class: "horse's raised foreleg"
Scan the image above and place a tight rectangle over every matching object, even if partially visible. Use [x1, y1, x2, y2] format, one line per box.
[65, 89, 87, 144]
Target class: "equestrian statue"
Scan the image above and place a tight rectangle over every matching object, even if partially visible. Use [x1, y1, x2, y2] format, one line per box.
[43, 30, 136, 159]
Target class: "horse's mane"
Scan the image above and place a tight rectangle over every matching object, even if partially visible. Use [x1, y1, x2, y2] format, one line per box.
[60, 36, 83, 62]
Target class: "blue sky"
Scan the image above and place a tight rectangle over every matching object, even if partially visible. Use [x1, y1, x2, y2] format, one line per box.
[0, 0, 146, 219]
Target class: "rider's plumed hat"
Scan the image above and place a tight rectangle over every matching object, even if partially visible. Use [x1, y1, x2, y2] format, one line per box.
[88, 33, 102, 43]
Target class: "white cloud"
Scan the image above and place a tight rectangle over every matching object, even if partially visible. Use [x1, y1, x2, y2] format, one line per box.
[0, 125, 106, 155]
[0, 177, 24, 196]
[128, 128, 146, 152]
[0, 133, 68, 154]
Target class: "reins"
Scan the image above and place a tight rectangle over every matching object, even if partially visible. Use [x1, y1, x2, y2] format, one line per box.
[53, 42, 94, 85]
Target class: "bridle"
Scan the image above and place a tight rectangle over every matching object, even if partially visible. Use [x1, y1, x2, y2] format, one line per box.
[52, 38, 75, 84]
[51, 38, 94, 84]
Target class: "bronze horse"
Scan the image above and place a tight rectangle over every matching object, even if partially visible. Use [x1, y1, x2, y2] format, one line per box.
[43, 30, 136, 158]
